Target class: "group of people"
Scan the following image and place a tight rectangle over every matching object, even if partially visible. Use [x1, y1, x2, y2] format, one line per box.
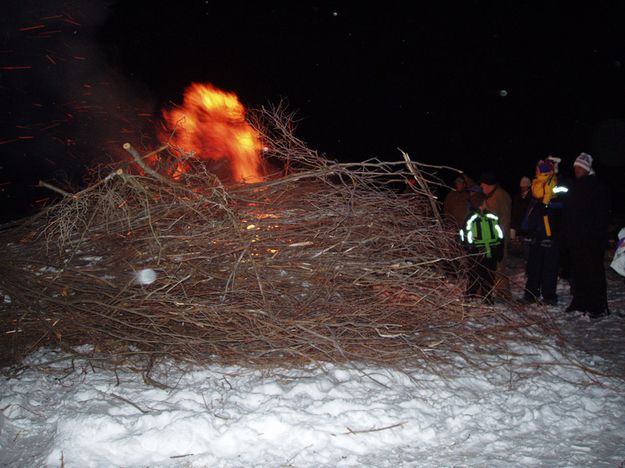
[444, 152, 612, 318]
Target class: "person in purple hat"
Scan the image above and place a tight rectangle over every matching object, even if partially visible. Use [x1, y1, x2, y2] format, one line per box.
[522, 158, 567, 305]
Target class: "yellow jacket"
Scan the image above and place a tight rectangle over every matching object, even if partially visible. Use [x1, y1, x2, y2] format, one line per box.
[531, 171, 557, 205]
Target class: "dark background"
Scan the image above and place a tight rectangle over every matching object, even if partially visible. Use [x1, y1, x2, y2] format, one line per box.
[2, 1, 625, 223]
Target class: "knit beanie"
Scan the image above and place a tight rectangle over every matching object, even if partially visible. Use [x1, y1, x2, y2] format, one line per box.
[574, 152, 594, 174]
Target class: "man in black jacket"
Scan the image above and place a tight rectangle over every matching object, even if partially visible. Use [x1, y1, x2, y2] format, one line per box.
[563, 152, 611, 318]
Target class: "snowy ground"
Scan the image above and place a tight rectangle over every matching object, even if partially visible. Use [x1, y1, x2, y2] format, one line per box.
[508, 249, 625, 379]
[1, 251, 624, 467]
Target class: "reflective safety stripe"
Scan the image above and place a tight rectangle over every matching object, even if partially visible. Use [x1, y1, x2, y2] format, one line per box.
[459, 212, 504, 258]
[465, 213, 478, 231]
[553, 186, 568, 194]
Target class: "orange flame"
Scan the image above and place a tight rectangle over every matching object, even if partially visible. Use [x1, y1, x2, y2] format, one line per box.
[161, 83, 263, 183]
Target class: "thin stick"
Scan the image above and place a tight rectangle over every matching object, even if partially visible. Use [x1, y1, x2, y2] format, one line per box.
[38, 180, 75, 199]
[109, 392, 153, 414]
[344, 421, 407, 435]
[123, 142, 177, 187]
[400, 148, 443, 226]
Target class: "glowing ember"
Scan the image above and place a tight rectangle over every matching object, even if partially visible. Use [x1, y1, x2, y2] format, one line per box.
[161, 83, 264, 183]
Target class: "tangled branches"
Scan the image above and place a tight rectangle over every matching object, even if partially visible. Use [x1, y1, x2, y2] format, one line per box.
[0, 106, 552, 373]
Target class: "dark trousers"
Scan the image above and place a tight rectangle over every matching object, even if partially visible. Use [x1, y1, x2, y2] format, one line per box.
[569, 244, 608, 315]
[466, 254, 497, 300]
[525, 240, 560, 301]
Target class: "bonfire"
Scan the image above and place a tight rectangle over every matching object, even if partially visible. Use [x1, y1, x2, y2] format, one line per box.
[0, 84, 552, 374]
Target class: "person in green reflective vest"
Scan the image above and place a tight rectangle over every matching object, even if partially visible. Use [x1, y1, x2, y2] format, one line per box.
[459, 192, 505, 303]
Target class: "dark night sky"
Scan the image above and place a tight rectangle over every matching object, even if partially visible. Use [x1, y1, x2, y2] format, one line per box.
[2, 1, 625, 222]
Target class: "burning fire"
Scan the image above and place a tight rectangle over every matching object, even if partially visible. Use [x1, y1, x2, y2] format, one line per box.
[161, 83, 263, 183]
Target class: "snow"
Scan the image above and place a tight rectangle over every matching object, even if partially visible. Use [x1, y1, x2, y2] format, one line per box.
[134, 268, 157, 285]
[1, 256, 625, 467]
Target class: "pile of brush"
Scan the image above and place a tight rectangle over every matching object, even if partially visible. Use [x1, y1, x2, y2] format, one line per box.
[0, 106, 551, 372]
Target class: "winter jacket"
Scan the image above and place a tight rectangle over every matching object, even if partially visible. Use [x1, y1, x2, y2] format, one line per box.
[531, 171, 557, 205]
[511, 191, 531, 234]
[483, 185, 512, 238]
[522, 173, 568, 243]
[459, 210, 505, 261]
[563, 175, 611, 248]
[443, 189, 471, 228]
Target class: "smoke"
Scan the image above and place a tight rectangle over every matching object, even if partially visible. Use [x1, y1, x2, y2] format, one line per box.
[1, 1, 156, 221]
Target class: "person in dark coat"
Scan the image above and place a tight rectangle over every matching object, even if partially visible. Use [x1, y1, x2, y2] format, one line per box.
[459, 192, 505, 303]
[522, 159, 567, 305]
[479, 171, 512, 299]
[443, 174, 476, 229]
[511, 176, 531, 239]
[510, 176, 532, 260]
[563, 152, 611, 317]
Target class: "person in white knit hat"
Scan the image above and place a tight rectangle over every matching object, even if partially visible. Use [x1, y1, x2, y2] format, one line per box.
[573, 152, 595, 176]
[563, 152, 611, 318]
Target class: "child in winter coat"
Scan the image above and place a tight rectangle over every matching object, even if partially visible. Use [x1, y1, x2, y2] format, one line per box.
[459, 192, 505, 303]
